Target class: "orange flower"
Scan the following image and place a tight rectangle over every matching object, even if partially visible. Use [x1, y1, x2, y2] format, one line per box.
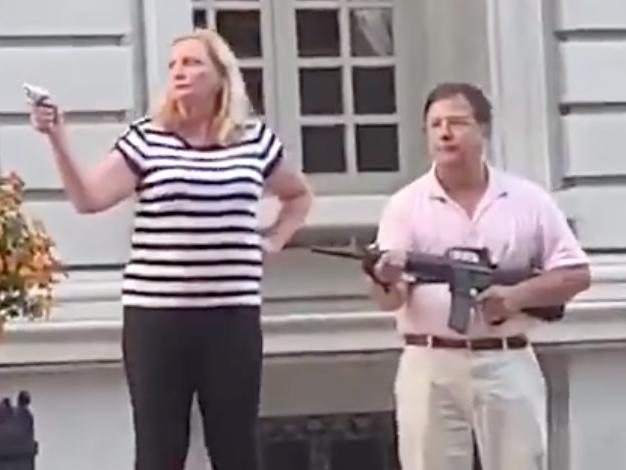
[0, 171, 62, 325]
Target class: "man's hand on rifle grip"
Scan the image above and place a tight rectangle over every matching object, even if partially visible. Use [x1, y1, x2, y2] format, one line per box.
[476, 285, 522, 325]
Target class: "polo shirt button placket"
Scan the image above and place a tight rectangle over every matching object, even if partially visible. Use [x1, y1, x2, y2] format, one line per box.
[467, 225, 479, 246]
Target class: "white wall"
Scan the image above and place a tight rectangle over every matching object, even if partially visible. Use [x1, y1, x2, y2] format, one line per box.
[0, 353, 399, 470]
[567, 348, 626, 470]
[0, 0, 140, 267]
[487, 0, 626, 250]
[4, 337, 626, 470]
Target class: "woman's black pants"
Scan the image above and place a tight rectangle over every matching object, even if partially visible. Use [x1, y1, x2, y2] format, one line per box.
[122, 306, 262, 470]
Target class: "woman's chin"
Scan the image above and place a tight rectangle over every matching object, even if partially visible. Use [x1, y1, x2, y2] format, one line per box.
[171, 90, 193, 101]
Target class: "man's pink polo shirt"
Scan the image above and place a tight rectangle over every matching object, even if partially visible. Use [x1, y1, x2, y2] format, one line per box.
[376, 165, 589, 338]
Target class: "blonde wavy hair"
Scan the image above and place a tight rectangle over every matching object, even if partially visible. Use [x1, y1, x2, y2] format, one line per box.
[155, 29, 251, 145]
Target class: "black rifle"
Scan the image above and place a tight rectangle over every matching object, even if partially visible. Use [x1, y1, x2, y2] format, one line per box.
[311, 244, 564, 333]
[0, 392, 37, 470]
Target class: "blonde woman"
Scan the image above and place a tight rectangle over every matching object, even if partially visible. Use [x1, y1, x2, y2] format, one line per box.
[30, 29, 313, 470]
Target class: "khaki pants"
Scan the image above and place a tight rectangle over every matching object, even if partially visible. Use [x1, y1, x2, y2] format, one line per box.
[394, 344, 547, 470]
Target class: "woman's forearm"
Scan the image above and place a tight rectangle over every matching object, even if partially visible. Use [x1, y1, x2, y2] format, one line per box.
[266, 192, 312, 248]
[48, 131, 98, 213]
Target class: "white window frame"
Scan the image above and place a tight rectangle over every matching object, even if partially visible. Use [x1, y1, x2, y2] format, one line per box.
[272, 0, 423, 195]
[192, 0, 426, 229]
[197, 0, 424, 195]
[198, 0, 280, 126]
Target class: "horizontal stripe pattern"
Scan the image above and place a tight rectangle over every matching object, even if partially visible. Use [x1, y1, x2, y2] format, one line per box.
[121, 293, 261, 308]
[115, 117, 283, 308]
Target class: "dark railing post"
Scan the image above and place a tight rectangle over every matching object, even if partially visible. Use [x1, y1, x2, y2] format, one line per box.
[0, 391, 38, 470]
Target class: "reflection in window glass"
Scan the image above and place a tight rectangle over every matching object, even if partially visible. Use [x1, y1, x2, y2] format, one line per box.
[356, 125, 399, 172]
[350, 9, 393, 57]
[299, 68, 343, 115]
[302, 125, 346, 173]
[216, 10, 262, 58]
[353, 67, 396, 115]
[296, 10, 340, 57]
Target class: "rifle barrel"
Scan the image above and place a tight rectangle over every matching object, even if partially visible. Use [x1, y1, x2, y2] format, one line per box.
[310, 247, 364, 261]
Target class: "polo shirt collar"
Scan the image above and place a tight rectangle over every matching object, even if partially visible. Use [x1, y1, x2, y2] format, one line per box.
[426, 162, 508, 203]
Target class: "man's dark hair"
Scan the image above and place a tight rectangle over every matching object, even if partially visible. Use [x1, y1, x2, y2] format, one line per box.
[422, 82, 492, 134]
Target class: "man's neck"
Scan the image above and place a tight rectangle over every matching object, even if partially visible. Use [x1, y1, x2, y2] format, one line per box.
[435, 160, 488, 197]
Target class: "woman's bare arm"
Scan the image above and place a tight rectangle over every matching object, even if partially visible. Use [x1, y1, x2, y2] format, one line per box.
[263, 161, 313, 251]
[31, 103, 138, 213]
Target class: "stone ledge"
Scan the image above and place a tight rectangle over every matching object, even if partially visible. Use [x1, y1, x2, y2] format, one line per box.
[3, 254, 626, 367]
[2, 300, 626, 368]
[50, 253, 626, 304]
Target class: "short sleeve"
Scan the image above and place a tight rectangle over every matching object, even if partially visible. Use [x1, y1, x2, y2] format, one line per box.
[376, 193, 414, 252]
[257, 124, 284, 178]
[113, 124, 147, 177]
[536, 192, 589, 271]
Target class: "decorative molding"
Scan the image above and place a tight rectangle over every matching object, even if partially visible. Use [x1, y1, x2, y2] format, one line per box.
[51, 253, 626, 305]
[3, 298, 626, 368]
[3, 252, 623, 367]
[4, 193, 626, 368]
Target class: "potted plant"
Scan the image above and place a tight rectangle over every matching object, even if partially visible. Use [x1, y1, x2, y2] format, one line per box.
[0, 172, 62, 335]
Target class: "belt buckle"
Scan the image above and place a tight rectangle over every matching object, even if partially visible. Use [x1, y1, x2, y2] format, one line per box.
[501, 337, 508, 350]
[427, 335, 434, 348]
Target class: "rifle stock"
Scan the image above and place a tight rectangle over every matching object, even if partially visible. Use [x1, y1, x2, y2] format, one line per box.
[488, 268, 565, 321]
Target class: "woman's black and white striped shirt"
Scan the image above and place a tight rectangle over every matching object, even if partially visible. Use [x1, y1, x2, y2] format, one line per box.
[114, 117, 283, 308]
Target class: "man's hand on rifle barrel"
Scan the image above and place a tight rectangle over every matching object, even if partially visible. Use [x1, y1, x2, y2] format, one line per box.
[372, 249, 407, 286]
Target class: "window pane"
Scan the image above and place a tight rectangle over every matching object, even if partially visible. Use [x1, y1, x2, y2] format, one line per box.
[242, 68, 264, 115]
[350, 9, 394, 57]
[302, 125, 346, 173]
[356, 125, 398, 172]
[296, 10, 340, 57]
[216, 10, 262, 58]
[299, 68, 343, 115]
[193, 8, 208, 28]
[353, 67, 396, 114]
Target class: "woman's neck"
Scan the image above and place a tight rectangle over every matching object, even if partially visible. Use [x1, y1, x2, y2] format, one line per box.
[174, 99, 217, 146]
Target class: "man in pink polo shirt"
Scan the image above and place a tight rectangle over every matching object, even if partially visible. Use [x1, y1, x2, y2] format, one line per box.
[368, 82, 590, 470]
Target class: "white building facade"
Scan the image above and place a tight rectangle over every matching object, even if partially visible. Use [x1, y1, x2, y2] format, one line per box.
[2, 1, 626, 469]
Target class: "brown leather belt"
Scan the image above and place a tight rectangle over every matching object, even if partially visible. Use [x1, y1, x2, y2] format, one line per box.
[404, 334, 528, 351]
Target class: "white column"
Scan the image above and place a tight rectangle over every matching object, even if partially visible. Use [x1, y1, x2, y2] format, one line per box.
[141, 0, 193, 109]
[485, 0, 561, 189]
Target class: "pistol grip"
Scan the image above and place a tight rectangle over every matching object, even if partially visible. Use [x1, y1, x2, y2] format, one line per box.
[448, 294, 474, 334]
